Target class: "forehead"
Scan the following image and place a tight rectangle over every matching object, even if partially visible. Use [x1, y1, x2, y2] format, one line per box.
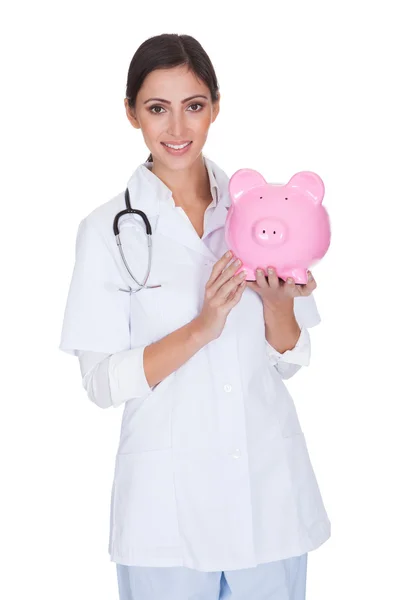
[138, 65, 210, 98]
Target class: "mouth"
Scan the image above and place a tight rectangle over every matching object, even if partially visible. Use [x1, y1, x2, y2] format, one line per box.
[161, 141, 193, 155]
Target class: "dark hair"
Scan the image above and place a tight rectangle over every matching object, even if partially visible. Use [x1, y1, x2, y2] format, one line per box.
[125, 34, 220, 162]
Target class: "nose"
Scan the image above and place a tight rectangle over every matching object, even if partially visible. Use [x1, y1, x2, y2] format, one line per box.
[167, 112, 186, 138]
[253, 217, 287, 245]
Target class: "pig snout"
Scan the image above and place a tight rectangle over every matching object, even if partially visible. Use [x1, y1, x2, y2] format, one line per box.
[253, 218, 287, 245]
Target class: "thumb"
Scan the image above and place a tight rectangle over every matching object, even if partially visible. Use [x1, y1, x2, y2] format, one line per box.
[246, 281, 260, 294]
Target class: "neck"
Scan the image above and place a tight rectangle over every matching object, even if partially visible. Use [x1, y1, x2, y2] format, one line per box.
[150, 154, 212, 210]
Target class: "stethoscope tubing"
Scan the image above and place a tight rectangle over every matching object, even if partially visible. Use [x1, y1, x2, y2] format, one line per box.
[113, 188, 161, 292]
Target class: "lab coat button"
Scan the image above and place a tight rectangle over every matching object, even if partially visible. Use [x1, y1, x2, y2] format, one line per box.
[231, 449, 241, 458]
[223, 384, 232, 393]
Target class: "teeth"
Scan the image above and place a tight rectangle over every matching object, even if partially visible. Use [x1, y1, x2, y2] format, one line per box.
[164, 142, 191, 149]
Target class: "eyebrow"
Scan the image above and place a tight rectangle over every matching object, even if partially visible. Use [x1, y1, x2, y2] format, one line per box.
[143, 94, 209, 105]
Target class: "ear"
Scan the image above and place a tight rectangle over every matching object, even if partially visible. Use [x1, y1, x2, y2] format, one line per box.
[211, 93, 220, 123]
[287, 171, 325, 205]
[124, 98, 141, 130]
[229, 169, 267, 204]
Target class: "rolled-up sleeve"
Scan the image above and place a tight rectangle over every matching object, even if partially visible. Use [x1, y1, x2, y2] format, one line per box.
[78, 351, 113, 408]
[108, 347, 153, 407]
[265, 327, 311, 379]
[78, 348, 153, 409]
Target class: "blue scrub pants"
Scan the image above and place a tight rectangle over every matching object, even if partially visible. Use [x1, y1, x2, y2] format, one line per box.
[116, 553, 307, 599]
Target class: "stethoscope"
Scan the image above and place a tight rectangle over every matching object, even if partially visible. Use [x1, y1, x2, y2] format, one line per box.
[113, 188, 161, 293]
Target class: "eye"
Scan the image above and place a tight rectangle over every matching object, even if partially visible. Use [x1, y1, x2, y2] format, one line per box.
[285, 197, 288, 200]
[149, 105, 166, 114]
[187, 103, 204, 112]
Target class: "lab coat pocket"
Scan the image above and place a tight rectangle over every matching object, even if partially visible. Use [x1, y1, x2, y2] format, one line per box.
[112, 449, 181, 553]
[118, 373, 175, 454]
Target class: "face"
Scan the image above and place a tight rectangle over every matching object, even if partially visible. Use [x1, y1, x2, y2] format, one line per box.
[124, 65, 220, 170]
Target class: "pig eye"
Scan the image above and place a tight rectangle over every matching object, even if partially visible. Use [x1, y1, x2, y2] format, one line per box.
[285, 197, 288, 200]
[260, 196, 262, 199]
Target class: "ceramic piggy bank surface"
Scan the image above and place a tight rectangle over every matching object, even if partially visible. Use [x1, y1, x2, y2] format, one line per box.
[225, 169, 331, 284]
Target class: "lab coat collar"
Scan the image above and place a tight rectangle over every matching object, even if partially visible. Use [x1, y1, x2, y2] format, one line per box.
[125, 155, 231, 261]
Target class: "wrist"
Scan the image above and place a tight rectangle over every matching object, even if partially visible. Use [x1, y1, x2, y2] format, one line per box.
[188, 317, 213, 348]
[263, 305, 301, 354]
[262, 298, 295, 322]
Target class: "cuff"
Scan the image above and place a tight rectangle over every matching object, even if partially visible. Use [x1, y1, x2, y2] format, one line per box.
[108, 346, 153, 408]
[265, 326, 311, 367]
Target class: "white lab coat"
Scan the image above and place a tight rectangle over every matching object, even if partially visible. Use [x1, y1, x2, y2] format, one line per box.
[59, 155, 331, 571]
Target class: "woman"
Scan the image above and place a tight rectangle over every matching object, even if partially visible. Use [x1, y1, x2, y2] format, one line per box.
[59, 33, 331, 600]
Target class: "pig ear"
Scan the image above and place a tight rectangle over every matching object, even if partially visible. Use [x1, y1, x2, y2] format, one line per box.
[229, 168, 267, 204]
[287, 171, 325, 205]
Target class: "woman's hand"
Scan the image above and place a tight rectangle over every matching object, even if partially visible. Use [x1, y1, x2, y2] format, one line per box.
[194, 251, 247, 342]
[246, 267, 317, 314]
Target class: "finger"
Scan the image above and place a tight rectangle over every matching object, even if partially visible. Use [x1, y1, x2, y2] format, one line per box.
[298, 271, 317, 296]
[307, 270, 317, 289]
[208, 251, 234, 287]
[225, 278, 243, 302]
[266, 267, 279, 289]
[208, 257, 241, 300]
[220, 256, 245, 283]
[214, 257, 243, 296]
[255, 268, 269, 289]
[284, 277, 297, 297]
[219, 269, 247, 299]
[305, 279, 317, 293]
[298, 282, 316, 296]
[245, 281, 258, 293]
[227, 280, 246, 306]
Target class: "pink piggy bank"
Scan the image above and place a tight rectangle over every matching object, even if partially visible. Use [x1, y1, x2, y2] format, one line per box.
[225, 169, 331, 284]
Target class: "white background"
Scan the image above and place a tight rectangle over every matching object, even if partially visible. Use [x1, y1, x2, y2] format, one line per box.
[1, 1, 399, 598]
